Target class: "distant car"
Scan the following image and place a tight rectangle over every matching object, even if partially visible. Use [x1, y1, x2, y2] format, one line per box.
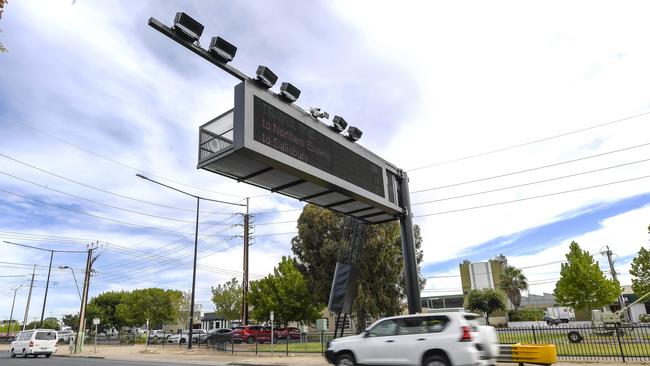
[148, 330, 169, 340]
[203, 328, 233, 344]
[544, 316, 563, 326]
[56, 330, 74, 343]
[277, 327, 301, 340]
[232, 325, 277, 344]
[325, 312, 496, 366]
[10, 329, 58, 358]
[167, 329, 208, 344]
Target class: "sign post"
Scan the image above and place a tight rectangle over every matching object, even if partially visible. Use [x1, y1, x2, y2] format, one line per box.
[270, 311, 274, 356]
[92, 318, 100, 354]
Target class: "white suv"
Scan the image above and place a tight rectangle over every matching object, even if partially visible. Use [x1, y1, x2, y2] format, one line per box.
[325, 312, 497, 366]
[10, 329, 58, 358]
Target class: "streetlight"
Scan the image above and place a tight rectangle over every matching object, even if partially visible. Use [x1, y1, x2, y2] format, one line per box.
[59, 266, 82, 301]
[2, 241, 86, 327]
[7, 285, 23, 336]
[135, 173, 246, 349]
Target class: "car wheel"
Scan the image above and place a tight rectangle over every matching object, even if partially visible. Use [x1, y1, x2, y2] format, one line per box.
[46, 353, 51, 358]
[22, 349, 28, 358]
[180, 338, 187, 344]
[10, 349, 16, 358]
[567, 331, 583, 343]
[423, 354, 450, 366]
[335, 353, 356, 366]
[247, 337, 255, 344]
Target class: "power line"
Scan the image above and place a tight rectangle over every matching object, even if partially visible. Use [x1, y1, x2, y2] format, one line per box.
[411, 141, 650, 194]
[0, 169, 198, 223]
[4, 117, 247, 199]
[407, 110, 650, 172]
[414, 174, 650, 218]
[0, 152, 238, 215]
[412, 157, 650, 206]
[0, 186, 225, 235]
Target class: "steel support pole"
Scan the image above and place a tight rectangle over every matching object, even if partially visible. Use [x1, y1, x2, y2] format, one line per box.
[40, 250, 54, 327]
[188, 196, 200, 350]
[397, 171, 421, 314]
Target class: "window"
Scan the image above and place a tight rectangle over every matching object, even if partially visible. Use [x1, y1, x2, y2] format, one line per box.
[397, 316, 449, 335]
[35, 332, 56, 340]
[366, 319, 397, 337]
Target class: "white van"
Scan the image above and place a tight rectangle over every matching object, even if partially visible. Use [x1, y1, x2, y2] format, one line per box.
[10, 329, 58, 358]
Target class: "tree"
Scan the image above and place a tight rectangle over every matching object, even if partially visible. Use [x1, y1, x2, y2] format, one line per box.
[0, 0, 7, 53]
[291, 204, 424, 331]
[499, 265, 528, 308]
[465, 288, 506, 325]
[115, 288, 182, 328]
[26, 317, 60, 330]
[62, 314, 80, 332]
[630, 247, 650, 297]
[86, 291, 127, 331]
[247, 256, 321, 327]
[211, 277, 242, 321]
[553, 241, 620, 312]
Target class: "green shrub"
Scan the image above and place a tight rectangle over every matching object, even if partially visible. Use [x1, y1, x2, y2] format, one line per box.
[508, 308, 544, 321]
[639, 314, 650, 323]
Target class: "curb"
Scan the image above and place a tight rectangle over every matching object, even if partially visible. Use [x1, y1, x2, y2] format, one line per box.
[56, 354, 106, 359]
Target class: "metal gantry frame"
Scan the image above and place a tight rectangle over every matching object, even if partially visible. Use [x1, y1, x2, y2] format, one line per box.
[148, 14, 421, 314]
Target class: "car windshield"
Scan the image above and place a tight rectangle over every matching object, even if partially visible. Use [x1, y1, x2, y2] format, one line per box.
[35, 331, 56, 340]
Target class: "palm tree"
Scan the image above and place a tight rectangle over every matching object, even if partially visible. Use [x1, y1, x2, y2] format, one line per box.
[499, 265, 529, 308]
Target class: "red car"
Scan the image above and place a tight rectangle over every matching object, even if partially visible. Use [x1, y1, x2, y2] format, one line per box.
[232, 326, 277, 344]
[277, 327, 301, 340]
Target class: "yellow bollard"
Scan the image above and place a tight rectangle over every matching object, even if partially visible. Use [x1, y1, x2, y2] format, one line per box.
[511, 343, 558, 365]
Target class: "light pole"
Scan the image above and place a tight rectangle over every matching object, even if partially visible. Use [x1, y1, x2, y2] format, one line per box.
[7, 285, 23, 336]
[2, 241, 87, 327]
[136, 173, 246, 349]
[59, 266, 82, 301]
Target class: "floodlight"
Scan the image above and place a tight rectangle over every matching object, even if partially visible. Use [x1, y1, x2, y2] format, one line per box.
[310, 108, 329, 120]
[208, 37, 237, 62]
[279, 82, 301, 103]
[173, 12, 204, 42]
[256, 66, 278, 89]
[331, 115, 348, 133]
[346, 126, 363, 142]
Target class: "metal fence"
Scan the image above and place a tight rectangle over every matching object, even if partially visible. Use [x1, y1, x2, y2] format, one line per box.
[206, 331, 354, 355]
[498, 324, 650, 362]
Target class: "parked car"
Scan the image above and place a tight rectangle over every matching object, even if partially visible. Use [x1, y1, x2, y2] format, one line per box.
[325, 312, 496, 366]
[10, 329, 58, 358]
[56, 330, 74, 343]
[203, 328, 233, 344]
[232, 325, 277, 344]
[544, 315, 563, 326]
[148, 330, 169, 340]
[277, 327, 301, 340]
[167, 329, 208, 344]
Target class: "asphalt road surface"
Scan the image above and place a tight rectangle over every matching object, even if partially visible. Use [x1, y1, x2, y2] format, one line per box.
[0, 353, 231, 366]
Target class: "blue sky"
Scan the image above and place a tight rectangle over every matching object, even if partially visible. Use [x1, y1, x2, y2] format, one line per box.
[1, 1, 650, 321]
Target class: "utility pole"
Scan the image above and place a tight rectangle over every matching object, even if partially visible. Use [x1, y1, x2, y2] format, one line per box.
[22, 265, 36, 331]
[242, 197, 250, 325]
[7, 285, 23, 336]
[602, 245, 626, 318]
[76, 244, 96, 353]
[40, 250, 54, 327]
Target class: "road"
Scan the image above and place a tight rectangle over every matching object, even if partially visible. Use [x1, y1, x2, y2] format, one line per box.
[0, 353, 233, 366]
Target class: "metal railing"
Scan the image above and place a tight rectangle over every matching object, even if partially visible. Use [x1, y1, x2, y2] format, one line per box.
[498, 323, 650, 362]
[207, 331, 356, 355]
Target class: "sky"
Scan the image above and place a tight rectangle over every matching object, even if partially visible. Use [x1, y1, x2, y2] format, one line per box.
[1, 0, 650, 323]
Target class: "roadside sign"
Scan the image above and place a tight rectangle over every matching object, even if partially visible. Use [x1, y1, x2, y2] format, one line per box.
[270, 311, 274, 321]
[198, 80, 404, 223]
[92, 318, 100, 325]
